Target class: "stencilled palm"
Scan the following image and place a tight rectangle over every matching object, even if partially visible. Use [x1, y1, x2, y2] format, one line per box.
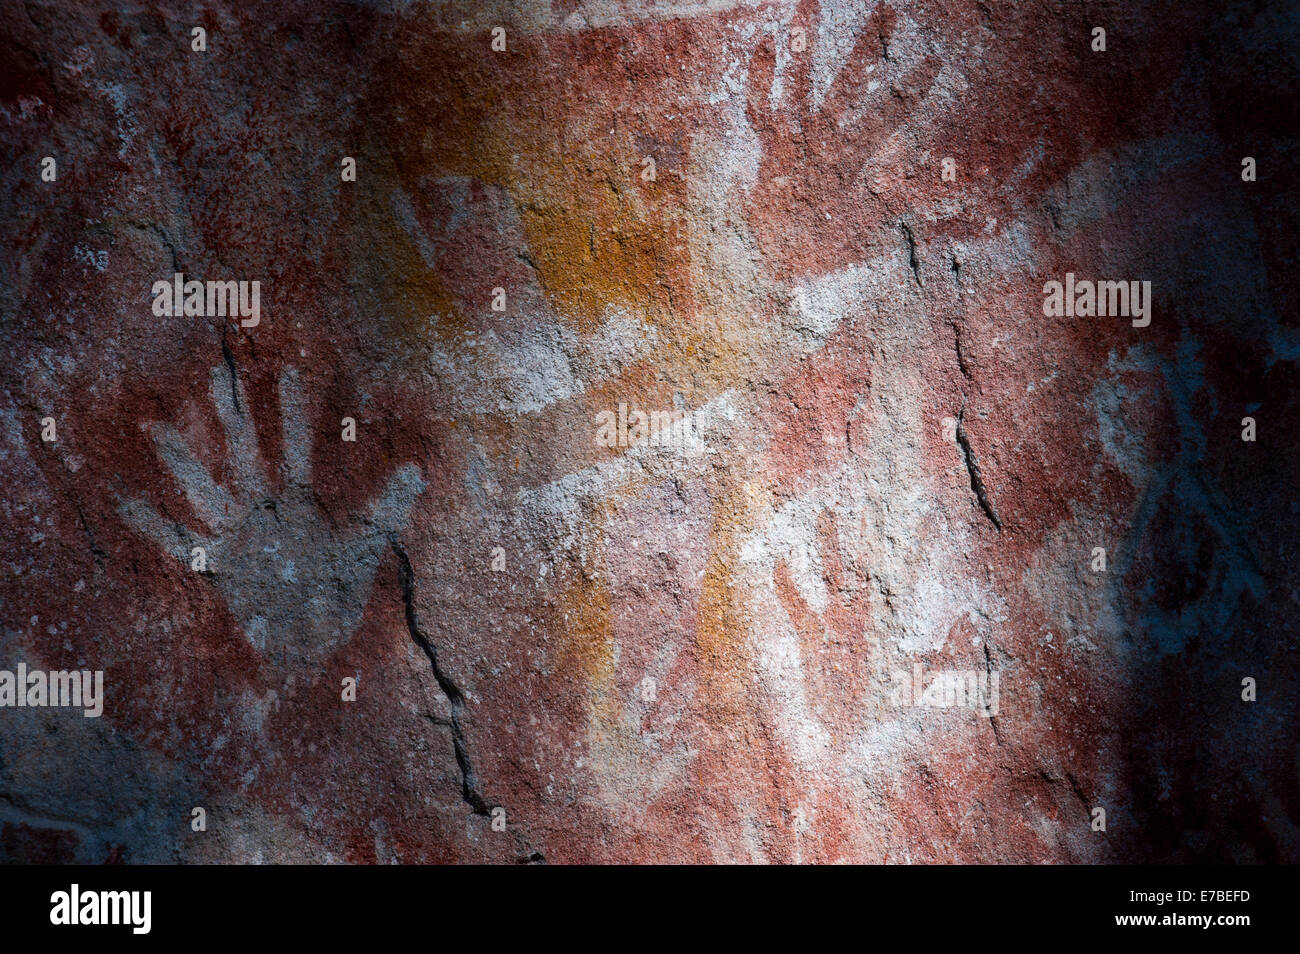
[120, 366, 425, 670]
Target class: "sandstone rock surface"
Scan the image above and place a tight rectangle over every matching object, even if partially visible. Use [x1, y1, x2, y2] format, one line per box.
[0, 0, 1296, 863]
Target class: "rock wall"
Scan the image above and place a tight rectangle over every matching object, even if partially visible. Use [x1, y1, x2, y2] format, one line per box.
[1, 0, 1296, 863]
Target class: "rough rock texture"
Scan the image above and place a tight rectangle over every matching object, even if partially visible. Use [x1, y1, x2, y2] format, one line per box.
[0, 0, 1297, 863]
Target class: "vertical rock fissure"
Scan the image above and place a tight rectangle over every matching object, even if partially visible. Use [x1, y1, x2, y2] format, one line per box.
[983, 641, 1003, 745]
[899, 221, 923, 287]
[956, 397, 1002, 531]
[392, 540, 492, 816]
[219, 332, 240, 413]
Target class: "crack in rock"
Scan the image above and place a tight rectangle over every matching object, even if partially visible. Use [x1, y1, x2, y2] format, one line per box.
[956, 397, 1002, 532]
[392, 540, 492, 816]
[983, 640, 1003, 746]
[899, 221, 923, 287]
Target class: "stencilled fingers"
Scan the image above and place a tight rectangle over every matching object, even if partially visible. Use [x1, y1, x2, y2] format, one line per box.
[147, 421, 238, 533]
[278, 366, 313, 489]
[118, 496, 214, 567]
[119, 365, 426, 667]
[208, 365, 268, 498]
